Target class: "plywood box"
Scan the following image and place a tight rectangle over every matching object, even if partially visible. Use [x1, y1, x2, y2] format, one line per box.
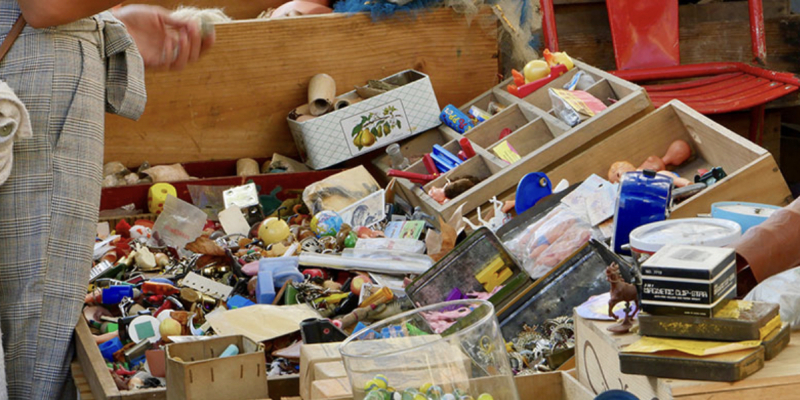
[304, 370, 594, 400]
[104, 8, 499, 167]
[377, 60, 652, 221]
[539, 100, 792, 219]
[575, 313, 800, 400]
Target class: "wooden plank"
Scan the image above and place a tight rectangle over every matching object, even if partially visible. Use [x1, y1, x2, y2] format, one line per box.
[671, 154, 792, 218]
[75, 316, 118, 400]
[104, 8, 499, 167]
[551, 0, 799, 73]
[120, 0, 288, 19]
[711, 111, 782, 162]
[562, 370, 595, 400]
[515, 371, 564, 400]
[73, 361, 97, 400]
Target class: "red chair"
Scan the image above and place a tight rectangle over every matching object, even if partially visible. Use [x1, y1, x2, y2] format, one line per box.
[539, 0, 800, 144]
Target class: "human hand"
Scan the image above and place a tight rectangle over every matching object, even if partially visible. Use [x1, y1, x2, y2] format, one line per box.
[112, 4, 214, 71]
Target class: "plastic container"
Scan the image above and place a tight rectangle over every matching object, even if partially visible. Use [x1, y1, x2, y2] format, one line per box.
[629, 218, 742, 260]
[386, 143, 410, 170]
[405, 227, 529, 309]
[256, 256, 304, 304]
[339, 299, 518, 400]
[711, 201, 780, 233]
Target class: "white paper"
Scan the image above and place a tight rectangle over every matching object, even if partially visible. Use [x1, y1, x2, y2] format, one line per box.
[218, 206, 251, 236]
[206, 304, 320, 342]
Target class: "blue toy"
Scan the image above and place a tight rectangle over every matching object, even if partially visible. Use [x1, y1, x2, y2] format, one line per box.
[515, 172, 552, 215]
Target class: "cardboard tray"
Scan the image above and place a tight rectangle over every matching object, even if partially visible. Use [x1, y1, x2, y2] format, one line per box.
[75, 316, 300, 400]
[375, 60, 652, 221]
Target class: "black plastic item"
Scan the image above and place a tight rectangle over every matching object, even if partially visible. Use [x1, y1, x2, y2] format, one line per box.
[300, 318, 348, 344]
[334, 292, 359, 316]
[405, 226, 528, 309]
[498, 240, 634, 340]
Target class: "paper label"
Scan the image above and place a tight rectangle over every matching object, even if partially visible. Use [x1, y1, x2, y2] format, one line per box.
[341, 99, 412, 156]
[492, 140, 521, 164]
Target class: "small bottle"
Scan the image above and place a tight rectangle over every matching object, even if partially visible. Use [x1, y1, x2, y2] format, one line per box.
[386, 143, 409, 170]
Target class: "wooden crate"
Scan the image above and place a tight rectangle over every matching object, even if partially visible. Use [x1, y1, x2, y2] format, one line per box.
[75, 315, 300, 400]
[301, 370, 593, 400]
[104, 7, 500, 167]
[377, 59, 651, 221]
[534, 99, 791, 219]
[575, 313, 800, 400]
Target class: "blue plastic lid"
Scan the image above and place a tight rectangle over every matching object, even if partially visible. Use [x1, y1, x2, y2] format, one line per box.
[595, 390, 639, 400]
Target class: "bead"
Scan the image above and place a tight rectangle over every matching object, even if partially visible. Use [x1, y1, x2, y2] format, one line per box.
[402, 389, 420, 400]
[419, 384, 432, 394]
[344, 231, 358, 248]
[442, 394, 456, 400]
[426, 385, 443, 400]
[476, 394, 493, 400]
[365, 379, 381, 393]
[374, 374, 389, 389]
[365, 391, 384, 400]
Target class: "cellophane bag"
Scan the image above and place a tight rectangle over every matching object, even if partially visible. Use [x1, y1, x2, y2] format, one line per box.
[504, 205, 592, 279]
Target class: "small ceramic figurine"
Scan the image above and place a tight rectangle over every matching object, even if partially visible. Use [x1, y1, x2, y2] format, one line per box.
[638, 155, 666, 172]
[606, 262, 639, 334]
[662, 139, 692, 166]
[608, 161, 635, 183]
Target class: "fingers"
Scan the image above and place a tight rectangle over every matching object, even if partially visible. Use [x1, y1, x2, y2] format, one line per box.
[200, 29, 215, 54]
[186, 21, 202, 64]
[170, 28, 191, 71]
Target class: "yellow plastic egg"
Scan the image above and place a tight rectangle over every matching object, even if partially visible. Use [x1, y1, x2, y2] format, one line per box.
[523, 60, 550, 83]
[258, 217, 290, 245]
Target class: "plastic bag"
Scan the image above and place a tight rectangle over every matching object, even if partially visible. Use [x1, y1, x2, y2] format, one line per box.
[549, 88, 607, 127]
[745, 266, 800, 330]
[563, 71, 597, 91]
[504, 205, 592, 279]
[151, 195, 207, 249]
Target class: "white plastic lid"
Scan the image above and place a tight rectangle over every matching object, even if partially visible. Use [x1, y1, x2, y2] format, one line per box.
[629, 218, 742, 253]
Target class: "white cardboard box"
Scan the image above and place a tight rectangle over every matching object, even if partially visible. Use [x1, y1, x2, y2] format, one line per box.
[288, 70, 441, 169]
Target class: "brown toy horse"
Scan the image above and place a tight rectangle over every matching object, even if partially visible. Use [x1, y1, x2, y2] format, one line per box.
[606, 262, 639, 322]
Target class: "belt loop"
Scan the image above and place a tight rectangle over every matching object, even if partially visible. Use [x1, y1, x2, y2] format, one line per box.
[94, 15, 106, 59]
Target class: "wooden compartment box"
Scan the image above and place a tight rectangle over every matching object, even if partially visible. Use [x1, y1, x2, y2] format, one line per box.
[380, 60, 651, 221]
[538, 100, 792, 219]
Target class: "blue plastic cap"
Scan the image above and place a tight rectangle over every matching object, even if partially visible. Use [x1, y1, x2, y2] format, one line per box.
[99, 337, 123, 361]
[102, 286, 134, 305]
[227, 295, 255, 309]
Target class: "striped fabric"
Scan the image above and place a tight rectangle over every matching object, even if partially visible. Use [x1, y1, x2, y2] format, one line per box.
[0, 3, 145, 399]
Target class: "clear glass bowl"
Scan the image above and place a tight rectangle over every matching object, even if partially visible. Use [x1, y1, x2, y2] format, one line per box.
[339, 299, 518, 400]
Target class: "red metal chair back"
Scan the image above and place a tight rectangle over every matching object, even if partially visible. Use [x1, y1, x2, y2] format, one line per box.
[605, 0, 680, 70]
